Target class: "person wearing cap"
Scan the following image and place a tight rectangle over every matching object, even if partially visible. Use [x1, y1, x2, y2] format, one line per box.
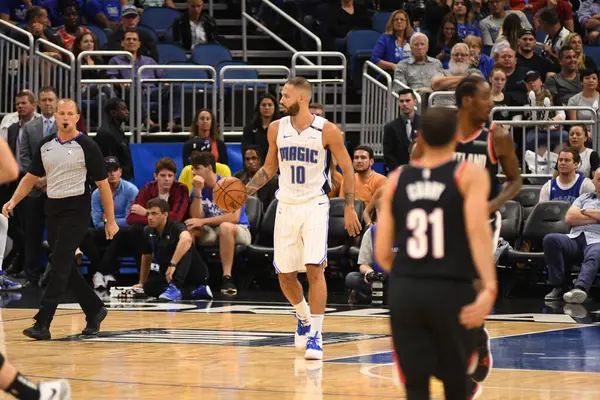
[84, 0, 123, 32]
[516, 28, 553, 81]
[537, 7, 571, 67]
[172, 0, 218, 51]
[178, 141, 232, 194]
[79, 156, 139, 290]
[95, 98, 134, 181]
[106, 4, 159, 62]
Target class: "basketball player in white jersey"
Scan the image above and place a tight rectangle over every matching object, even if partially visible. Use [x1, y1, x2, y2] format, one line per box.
[246, 77, 362, 360]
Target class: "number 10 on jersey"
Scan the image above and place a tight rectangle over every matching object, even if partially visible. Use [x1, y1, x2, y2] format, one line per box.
[407, 208, 444, 259]
[290, 165, 306, 184]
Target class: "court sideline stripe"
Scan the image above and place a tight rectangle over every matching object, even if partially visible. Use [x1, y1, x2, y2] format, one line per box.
[0, 312, 83, 323]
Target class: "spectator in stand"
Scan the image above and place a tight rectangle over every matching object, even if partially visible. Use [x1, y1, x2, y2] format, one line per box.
[131, 0, 175, 13]
[430, 15, 461, 69]
[73, 31, 115, 102]
[126, 157, 189, 226]
[545, 46, 582, 106]
[172, 0, 218, 51]
[106, 5, 158, 62]
[453, 0, 482, 39]
[383, 88, 419, 171]
[10, 6, 64, 52]
[537, 7, 571, 69]
[424, 0, 452, 39]
[234, 145, 278, 212]
[496, 47, 528, 104]
[0, 0, 36, 25]
[567, 69, 599, 123]
[432, 43, 484, 92]
[321, 0, 371, 50]
[39, 0, 85, 27]
[185, 152, 252, 296]
[84, 0, 123, 32]
[80, 156, 139, 290]
[540, 147, 595, 203]
[555, 124, 600, 179]
[394, 33, 444, 95]
[0, 90, 37, 142]
[56, 3, 89, 52]
[178, 140, 231, 193]
[578, 0, 600, 44]
[464, 35, 494, 78]
[480, 0, 531, 46]
[489, 66, 520, 120]
[309, 103, 324, 117]
[532, 0, 574, 32]
[370, 10, 414, 73]
[543, 169, 600, 304]
[182, 109, 228, 166]
[108, 29, 181, 131]
[241, 93, 280, 158]
[340, 145, 387, 206]
[516, 28, 553, 81]
[564, 33, 598, 74]
[491, 13, 522, 57]
[94, 98, 134, 181]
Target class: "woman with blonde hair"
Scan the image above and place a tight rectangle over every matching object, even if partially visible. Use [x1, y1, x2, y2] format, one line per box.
[370, 10, 414, 71]
[564, 32, 598, 73]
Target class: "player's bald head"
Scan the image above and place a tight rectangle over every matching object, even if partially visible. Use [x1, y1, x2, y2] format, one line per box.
[284, 77, 312, 102]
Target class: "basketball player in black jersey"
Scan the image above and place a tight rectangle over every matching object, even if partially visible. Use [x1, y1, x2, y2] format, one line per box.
[376, 107, 498, 400]
[412, 75, 522, 385]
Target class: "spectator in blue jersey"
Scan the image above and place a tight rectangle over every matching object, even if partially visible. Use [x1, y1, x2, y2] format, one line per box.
[185, 152, 252, 297]
[346, 223, 394, 304]
[369, 10, 414, 73]
[452, 0, 482, 40]
[543, 167, 600, 304]
[85, 0, 122, 32]
[0, 0, 37, 25]
[539, 147, 595, 204]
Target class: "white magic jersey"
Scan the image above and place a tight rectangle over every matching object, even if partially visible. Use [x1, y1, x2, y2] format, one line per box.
[276, 115, 331, 204]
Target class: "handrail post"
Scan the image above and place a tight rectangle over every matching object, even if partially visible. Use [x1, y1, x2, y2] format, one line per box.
[242, 0, 248, 62]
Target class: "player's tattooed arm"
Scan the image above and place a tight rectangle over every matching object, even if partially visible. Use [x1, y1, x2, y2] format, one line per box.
[344, 192, 356, 208]
[246, 169, 271, 197]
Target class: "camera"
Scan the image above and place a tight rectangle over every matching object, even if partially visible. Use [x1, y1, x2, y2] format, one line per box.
[365, 271, 387, 283]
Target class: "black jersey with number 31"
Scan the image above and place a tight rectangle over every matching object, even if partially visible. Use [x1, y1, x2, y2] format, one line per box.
[392, 160, 477, 282]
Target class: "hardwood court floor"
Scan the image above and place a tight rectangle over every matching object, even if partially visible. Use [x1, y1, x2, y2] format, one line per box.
[0, 300, 597, 399]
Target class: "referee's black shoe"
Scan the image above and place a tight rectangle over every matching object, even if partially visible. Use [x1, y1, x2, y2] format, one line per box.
[82, 307, 108, 336]
[23, 321, 51, 340]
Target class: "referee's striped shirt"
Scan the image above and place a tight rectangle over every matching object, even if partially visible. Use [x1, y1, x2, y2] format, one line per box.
[30, 133, 108, 199]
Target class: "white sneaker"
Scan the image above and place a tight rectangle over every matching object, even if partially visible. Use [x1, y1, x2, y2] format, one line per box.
[294, 315, 311, 349]
[39, 379, 71, 400]
[104, 274, 116, 288]
[563, 288, 587, 304]
[92, 272, 105, 290]
[305, 333, 323, 360]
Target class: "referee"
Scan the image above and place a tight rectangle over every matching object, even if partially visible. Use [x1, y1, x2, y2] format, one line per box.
[2, 98, 119, 341]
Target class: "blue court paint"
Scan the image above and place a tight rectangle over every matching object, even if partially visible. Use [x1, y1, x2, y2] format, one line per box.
[326, 326, 600, 374]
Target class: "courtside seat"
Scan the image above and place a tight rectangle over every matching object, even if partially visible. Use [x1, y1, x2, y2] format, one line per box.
[327, 198, 365, 260]
[245, 199, 278, 263]
[349, 246, 360, 263]
[499, 200, 523, 247]
[514, 185, 542, 221]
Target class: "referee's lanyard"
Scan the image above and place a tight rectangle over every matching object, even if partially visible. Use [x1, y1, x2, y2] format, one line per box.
[150, 233, 160, 272]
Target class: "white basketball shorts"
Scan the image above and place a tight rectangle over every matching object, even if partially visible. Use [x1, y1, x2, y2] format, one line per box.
[273, 194, 329, 273]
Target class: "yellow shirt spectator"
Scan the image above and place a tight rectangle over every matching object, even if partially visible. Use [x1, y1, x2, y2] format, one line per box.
[178, 163, 231, 193]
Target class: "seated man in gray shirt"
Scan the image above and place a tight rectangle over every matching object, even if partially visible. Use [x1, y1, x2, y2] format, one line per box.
[479, 0, 532, 46]
[394, 32, 444, 95]
[543, 167, 600, 304]
[545, 46, 581, 106]
[431, 43, 483, 105]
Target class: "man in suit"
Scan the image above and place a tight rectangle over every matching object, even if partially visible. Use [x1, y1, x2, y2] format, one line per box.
[383, 88, 419, 172]
[17, 86, 58, 286]
[172, 0, 218, 51]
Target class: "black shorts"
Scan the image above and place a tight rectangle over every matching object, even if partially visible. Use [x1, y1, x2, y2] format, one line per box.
[389, 276, 478, 399]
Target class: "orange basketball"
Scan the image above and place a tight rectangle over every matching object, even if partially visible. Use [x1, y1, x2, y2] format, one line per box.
[213, 177, 248, 212]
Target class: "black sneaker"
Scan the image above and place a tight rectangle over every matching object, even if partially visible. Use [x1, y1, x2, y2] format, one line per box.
[221, 275, 237, 295]
[82, 307, 108, 336]
[471, 327, 492, 382]
[23, 321, 51, 340]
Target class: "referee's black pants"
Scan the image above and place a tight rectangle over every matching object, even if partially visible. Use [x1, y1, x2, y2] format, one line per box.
[35, 196, 105, 325]
[389, 276, 478, 400]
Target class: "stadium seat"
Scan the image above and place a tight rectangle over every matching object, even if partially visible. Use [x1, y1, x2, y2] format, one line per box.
[499, 200, 523, 247]
[327, 198, 365, 260]
[191, 43, 232, 67]
[372, 12, 391, 33]
[514, 185, 541, 221]
[346, 29, 381, 83]
[165, 61, 211, 90]
[246, 199, 278, 264]
[140, 7, 181, 36]
[584, 45, 600, 68]
[137, 24, 160, 44]
[217, 60, 261, 92]
[349, 246, 360, 263]
[157, 43, 187, 64]
[82, 25, 108, 49]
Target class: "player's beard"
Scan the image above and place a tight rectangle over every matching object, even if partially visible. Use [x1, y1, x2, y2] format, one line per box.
[286, 101, 300, 116]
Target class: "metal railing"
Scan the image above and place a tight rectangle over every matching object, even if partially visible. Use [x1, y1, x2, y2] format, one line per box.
[137, 64, 216, 140]
[0, 20, 34, 117]
[219, 65, 290, 137]
[241, 0, 320, 67]
[34, 39, 75, 99]
[292, 51, 346, 132]
[428, 90, 456, 108]
[360, 61, 393, 157]
[76, 51, 135, 138]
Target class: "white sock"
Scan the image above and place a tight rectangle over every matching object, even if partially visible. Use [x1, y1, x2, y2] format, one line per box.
[0, 215, 8, 271]
[310, 315, 324, 337]
[293, 298, 311, 323]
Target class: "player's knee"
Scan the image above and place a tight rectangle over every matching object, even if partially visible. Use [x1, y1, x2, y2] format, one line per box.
[305, 264, 325, 283]
[277, 272, 297, 285]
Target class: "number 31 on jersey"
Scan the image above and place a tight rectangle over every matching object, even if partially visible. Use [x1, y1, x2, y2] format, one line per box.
[407, 208, 444, 259]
